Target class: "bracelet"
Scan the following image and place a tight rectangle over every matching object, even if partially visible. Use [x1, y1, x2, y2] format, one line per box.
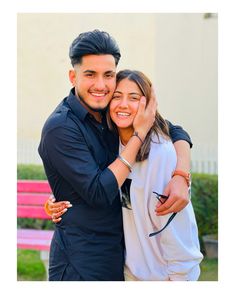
[118, 155, 132, 172]
[172, 170, 191, 187]
[44, 200, 52, 216]
[132, 131, 144, 144]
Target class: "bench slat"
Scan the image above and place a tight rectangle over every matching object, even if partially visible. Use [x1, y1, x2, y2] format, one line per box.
[17, 180, 54, 253]
[17, 193, 51, 205]
[17, 180, 52, 193]
[18, 229, 54, 240]
[17, 206, 51, 219]
[17, 240, 51, 251]
[17, 229, 53, 250]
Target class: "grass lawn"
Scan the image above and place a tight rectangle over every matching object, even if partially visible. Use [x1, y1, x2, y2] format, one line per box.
[199, 257, 218, 281]
[17, 249, 218, 281]
[17, 249, 46, 281]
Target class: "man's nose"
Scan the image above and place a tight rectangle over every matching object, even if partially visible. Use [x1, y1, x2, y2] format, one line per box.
[94, 77, 106, 90]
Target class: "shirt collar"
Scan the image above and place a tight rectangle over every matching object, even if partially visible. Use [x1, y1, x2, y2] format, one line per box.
[66, 88, 89, 121]
[66, 88, 108, 124]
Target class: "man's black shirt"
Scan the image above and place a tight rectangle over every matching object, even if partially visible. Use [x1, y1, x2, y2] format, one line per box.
[38, 88, 192, 281]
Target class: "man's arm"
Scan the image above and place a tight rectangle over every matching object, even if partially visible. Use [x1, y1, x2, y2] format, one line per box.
[48, 139, 191, 221]
[155, 121, 192, 215]
[167, 120, 193, 148]
[156, 140, 190, 215]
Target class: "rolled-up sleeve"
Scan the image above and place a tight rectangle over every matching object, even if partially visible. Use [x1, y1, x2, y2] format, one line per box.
[41, 124, 119, 208]
[167, 120, 193, 148]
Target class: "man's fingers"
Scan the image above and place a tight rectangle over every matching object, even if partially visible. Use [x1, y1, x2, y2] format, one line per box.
[156, 198, 174, 214]
[52, 217, 62, 223]
[48, 201, 72, 212]
[49, 195, 56, 202]
[52, 201, 70, 208]
[50, 205, 67, 214]
[156, 201, 183, 215]
[52, 208, 67, 219]
[156, 197, 188, 215]
[157, 184, 170, 208]
[51, 208, 68, 223]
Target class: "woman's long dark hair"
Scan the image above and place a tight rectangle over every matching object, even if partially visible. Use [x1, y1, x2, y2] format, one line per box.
[107, 69, 170, 162]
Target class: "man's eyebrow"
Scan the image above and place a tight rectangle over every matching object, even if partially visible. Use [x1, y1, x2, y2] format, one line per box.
[83, 70, 95, 73]
[83, 70, 115, 74]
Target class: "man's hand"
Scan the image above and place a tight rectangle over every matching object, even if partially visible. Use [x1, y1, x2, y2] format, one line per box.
[46, 195, 72, 223]
[133, 87, 157, 140]
[155, 176, 189, 215]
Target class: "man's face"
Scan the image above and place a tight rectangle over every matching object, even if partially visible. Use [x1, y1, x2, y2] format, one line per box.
[69, 54, 117, 111]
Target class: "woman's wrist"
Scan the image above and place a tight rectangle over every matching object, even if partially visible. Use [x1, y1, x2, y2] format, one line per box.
[133, 130, 145, 143]
[132, 131, 144, 144]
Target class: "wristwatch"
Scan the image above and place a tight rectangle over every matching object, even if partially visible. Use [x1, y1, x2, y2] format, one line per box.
[172, 170, 191, 187]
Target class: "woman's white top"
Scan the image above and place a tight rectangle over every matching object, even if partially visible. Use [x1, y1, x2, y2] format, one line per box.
[119, 134, 203, 281]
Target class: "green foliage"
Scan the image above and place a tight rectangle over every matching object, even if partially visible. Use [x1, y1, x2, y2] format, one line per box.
[17, 164, 47, 180]
[17, 218, 55, 230]
[191, 173, 218, 239]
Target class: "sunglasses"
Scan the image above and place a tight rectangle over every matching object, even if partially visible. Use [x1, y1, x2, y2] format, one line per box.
[149, 192, 177, 237]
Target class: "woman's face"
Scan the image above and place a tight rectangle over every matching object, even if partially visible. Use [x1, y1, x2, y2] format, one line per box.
[109, 78, 142, 129]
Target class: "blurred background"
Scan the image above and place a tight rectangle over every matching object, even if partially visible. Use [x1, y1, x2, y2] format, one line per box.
[17, 13, 217, 174]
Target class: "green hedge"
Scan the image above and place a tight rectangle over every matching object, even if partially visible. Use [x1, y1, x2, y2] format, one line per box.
[17, 165, 218, 241]
[191, 173, 218, 240]
[17, 164, 47, 180]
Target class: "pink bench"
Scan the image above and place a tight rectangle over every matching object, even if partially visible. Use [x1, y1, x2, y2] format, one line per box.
[17, 180, 54, 273]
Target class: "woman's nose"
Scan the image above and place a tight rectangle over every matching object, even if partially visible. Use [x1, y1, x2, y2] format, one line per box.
[118, 97, 128, 108]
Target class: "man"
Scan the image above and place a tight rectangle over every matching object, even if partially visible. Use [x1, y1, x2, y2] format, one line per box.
[38, 30, 192, 281]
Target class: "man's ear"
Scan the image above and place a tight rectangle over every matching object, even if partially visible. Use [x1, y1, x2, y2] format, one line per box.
[69, 69, 76, 86]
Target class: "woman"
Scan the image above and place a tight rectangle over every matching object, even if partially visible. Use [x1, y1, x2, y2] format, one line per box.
[47, 70, 203, 281]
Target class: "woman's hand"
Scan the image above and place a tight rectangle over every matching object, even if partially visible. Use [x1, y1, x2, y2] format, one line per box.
[45, 195, 72, 223]
[133, 87, 158, 140]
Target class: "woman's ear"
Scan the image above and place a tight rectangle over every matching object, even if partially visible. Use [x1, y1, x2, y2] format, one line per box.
[69, 69, 76, 86]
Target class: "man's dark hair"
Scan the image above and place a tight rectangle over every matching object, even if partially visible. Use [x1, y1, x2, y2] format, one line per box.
[69, 29, 121, 66]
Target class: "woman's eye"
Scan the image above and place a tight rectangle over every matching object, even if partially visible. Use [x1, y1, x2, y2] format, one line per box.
[112, 96, 121, 99]
[130, 96, 140, 100]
